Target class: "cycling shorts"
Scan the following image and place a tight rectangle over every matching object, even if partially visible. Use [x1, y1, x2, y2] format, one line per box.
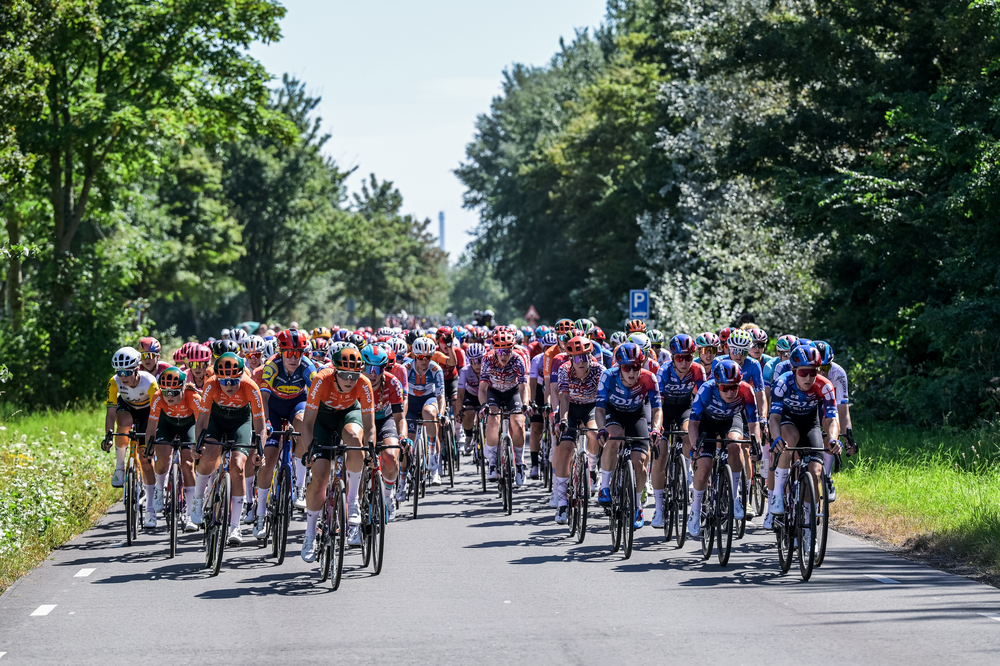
[462, 395, 481, 412]
[154, 414, 195, 448]
[267, 394, 307, 425]
[695, 413, 744, 459]
[531, 384, 546, 423]
[443, 376, 458, 402]
[661, 402, 693, 432]
[406, 393, 438, 429]
[486, 387, 523, 414]
[204, 403, 253, 456]
[310, 402, 363, 461]
[561, 402, 596, 442]
[116, 398, 150, 436]
[779, 408, 824, 450]
[375, 416, 398, 443]
[605, 405, 648, 443]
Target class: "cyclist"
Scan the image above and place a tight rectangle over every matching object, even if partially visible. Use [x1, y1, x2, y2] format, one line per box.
[253, 329, 317, 535]
[402, 336, 446, 485]
[553, 335, 603, 523]
[650, 334, 705, 528]
[649, 329, 670, 365]
[309, 337, 331, 367]
[192, 353, 266, 546]
[186, 344, 213, 393]
[719, 327, 732, 356]
[814, 340, 853, 500]
[478, 328, 529, 484]
[694, 332, 720, 376]
[433, 326, 464, 449]
[300, 347, 376, 560]
[686, 359, 760, 537]
[595, 342, 662, 530]
[102, 347, 158, 494]
[763, 334, 797, 388]
[608, 330, 628, 352]
[527, 332, 557, 479]
[362, 345, 406, 522]
[626, 319, 647, 334]
[138, 337, 170, 378]
[144, 367, 200, 532]
[628, 332, 660, 374]
[747, 327, 773, 371]
[456, 343, 485, 457]
[766, 345, 842, 537]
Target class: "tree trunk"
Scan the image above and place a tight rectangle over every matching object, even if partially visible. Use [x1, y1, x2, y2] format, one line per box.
[5, 209, 23, 331]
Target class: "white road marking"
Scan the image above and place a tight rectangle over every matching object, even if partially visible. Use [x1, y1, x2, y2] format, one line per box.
[30, 605, 56, 616]
[865, 574, 900, 584]
[978, 613, 1000, 622]
[0, 652, 7, 659]
[74, 568, 95, 578]
[504, 600, 511, 604]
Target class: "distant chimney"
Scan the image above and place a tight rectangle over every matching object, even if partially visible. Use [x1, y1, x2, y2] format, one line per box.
[438, 212, 445, 251]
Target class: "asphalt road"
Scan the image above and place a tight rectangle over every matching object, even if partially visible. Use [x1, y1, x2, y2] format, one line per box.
[2, 463, 999, 665]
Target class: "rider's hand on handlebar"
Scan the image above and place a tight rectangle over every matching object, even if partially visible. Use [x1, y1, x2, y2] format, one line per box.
[771, 436, 786, 453]
[597, 428, 609, 443]
[100, 430, 113, 453]
[827, 439, 843, 455]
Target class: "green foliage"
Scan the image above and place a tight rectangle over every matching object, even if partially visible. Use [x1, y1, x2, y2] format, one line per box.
[448, 253, 516, 323]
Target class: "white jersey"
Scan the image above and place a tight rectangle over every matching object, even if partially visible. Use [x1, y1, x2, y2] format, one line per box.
[827, 362, 849, 405]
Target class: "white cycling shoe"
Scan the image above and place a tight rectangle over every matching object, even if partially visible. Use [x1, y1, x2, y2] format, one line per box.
[293, 486, 307, 510]
[687, 512, 701, 538]
[152, 487, 164, 512]
[111, 468, 125, 488]
[253, 514, 267, 539]
[347, 525, 361, 547]
[733, 497, 745, 521]
[301, 535, 318, 563]
[143, 512, 157, 529]
[181, 512, 198, 533]
[650, 508, 665, 529]
[189, 497, 204, 526]
[554, 506, 568, 525]
[227, 526, 243, 546]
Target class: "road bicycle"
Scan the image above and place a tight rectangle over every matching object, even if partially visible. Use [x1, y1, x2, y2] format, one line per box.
[602, 435, 648, 559]
[489, 406, 520, 515]
[149, 435, 195, 557]
[537, 404, 553, 491]
[566, 426, 596, 543]
[306, 440, 347, 590]
[660, 428, 689, 548]
[694, 434, 750, 566]
[407, 418, 438, 518]
[357, 439, 400, 575]
[772, 445, 823, 581]
[438, 411, 458, 487]
[465, 407, 488, 493]
[259, 423, 299, 564]
[103, 427, 146, 546]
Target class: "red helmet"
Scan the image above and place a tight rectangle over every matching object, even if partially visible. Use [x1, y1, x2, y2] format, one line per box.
[138, 336, 161, 354]
[626, 319, 647, 334]
[719, 327, 732, 342]
[437, 326, 454, 338]
[277, 328, 309, 351]
[565, 336, 593, 355]
[591, 326, 606, 342]
[492, 329, 515, 349]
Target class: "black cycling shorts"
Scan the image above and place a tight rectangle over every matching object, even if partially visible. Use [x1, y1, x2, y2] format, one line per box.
[561, 402, 597, 442]
[443, 376, 458, 402]
[780, 408, 824, 450]
[154, 414, 195, 448]
[486, 387, 523, 413]
[375, 416, 398, 443]
[661, 400, 693, 432]
[530, 384, 546, 423]
[605, 405, 648, 445]
[695, 413, 744, 459]
[116, 398, 150, 437]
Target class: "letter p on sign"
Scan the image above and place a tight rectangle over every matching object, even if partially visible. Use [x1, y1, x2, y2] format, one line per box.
[630, 289, 649, 319]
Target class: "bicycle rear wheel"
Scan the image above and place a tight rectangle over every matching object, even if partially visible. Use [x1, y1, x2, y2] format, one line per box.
[446, 427, 456, 487]
[736, 474, 748, 540]
[797, 471, 818, 581]
[568, 455, 579, 538]
[717, 465, 734, 566]
[622, 462, 636, 560]
[816, 472, 831, 567]
[276, 466, 292, 564]
[361, 474, 373, 568]
[318, 497, 332, 583]
[673, 451, 688, 548]
[211, 474, 231, 576]
[371, 476, 386, 575]
[776, 483, 795, 573]
[609, 473, 621, 554]
[411, 442, 422, 518]
[752, 466, 766, 518]
[168, 462, 179, 558]
[125, 459, 137, 546]
[701, 483, 715, 560]
[332, 480, 347, 590]
[502, 437, 514, 515]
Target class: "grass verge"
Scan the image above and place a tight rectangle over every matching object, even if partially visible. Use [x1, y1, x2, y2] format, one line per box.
[834, 420, 1000, 578]
[0, 405, 118, 594]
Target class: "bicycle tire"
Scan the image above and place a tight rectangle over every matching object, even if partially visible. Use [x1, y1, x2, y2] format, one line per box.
[776, 482, 795, 573]
[502, 436, 514, 515]
[816, 472, 831, 567]
[736, 474, 748, 540]
[445, 428, 456, 488]
[419, 438, 427, 499]
[609, 469, 621, 554]
[701, 479, 715, 560]
[752, 465, 766, 517]
[576, 450, 589, 544]
[568, 454, 579, 538]
[411, 441, 421, 518]
[211, 474, 231, 576]
[622, 462, 636, 560]
[169, 462, 179, 558]
[332, 480, 347, 590]
[664, 448, 678, 543]
[361, 473, 372, 569]
[718, 464, 734, 566]
[371, 476, 386, 575]
[124, 460, 136, 546]
[675, 462, 688, 548]
[798, 470, 818, 581]
[277, 466, 292, 564]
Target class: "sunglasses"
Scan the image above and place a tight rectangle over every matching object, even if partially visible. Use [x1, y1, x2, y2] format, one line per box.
[415, 355, 431, 361]
[797, 368, 818, 378]
[820, 364, 831, 374]
[496, 349, 511, 356]
[161, 389, 182, 398]
[621, 363, 641, 373]
[140, 352, 158, 360]
[571, 354, 589, 364]
[719, 384, 739, 394]
[729, 349, 747, 356]
[700, 346, 718, 355]
[189, 361, 208, 369]
[337, 370, 360, 382]
[752, 343, 765, 350]
[364, 364, 383, 375]
[245, 352, 262, 360]
[116, 369, 137, 377]
[219, 377, 241, 387]
[673, 354, 693, 363]
[281, 350, 303, 358]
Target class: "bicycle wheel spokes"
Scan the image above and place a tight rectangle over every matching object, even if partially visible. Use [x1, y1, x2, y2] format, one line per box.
[169, 463, 179, 558]
[701, 483, 714, 560]
[212, 475, 231, 576]
[332, 481, 347, 590]
[371, 478, 386, 575]
[622, 463, 636, 560]
[576, 454, 589, 544]
[798, 470, 818, 581]
[776, 484, 795, 573]
[360, 480, 373, 569]
[277, 466, 292, 564]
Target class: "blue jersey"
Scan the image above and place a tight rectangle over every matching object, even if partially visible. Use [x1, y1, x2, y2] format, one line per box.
[770, 359, 792, 389]
[711, 355, 764, 392]
[763, 355, 783, 384]
[596, 366, 661, 412]
[690, 379, 758, 422]
[598, 346, 613, 369]
[402, 358, 444, 398]
[656, 362, 706, 402]
[260, 357, 318, 401]
[770, 371, 837, 419]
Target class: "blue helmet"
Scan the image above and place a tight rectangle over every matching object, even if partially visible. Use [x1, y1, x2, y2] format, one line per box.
[614, 342, 644, 367]
[713, 359, 743, 385]
[361, 344, 388, 368]
[790, 345, 822, 368]
[812, 340, 834, 365]
[669, 334, 696, 355]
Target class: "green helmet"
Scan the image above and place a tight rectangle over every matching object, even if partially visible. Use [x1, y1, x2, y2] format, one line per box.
[573, 318, 595, 334]
[648, 329, 665, 345]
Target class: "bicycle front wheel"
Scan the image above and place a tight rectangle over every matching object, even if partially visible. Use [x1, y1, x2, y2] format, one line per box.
[168, 462, 179, 558]
[276, 466, 292, 564]
[211, 474, 231, 576]
[576, 451, 589, 544]
[622, 462, 636, 560]
[797, 470, 818, 581]
[717, 465, 734, 566]
[502, 437, 514, 515]
[816, 472, 831, 567]
[701, 482, 715, 560]
[332, 480, 347, 590]
[776, 483, 795, 573]
[411, 442, 422, 518]
[736, 474, 748, 540]
[371, 476, 386, 575]
[125, 459, 138, 546]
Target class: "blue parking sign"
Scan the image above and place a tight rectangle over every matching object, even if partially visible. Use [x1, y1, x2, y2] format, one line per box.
[630, 289, 649, 319]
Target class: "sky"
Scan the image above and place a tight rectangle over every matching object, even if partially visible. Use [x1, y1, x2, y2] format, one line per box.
[248, 0, 609, 261]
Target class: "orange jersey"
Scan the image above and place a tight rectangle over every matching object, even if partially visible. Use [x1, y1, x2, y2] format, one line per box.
[251, 364, 265, 387]
[542, 345, 562, 384]
[305, 368, 374, 414]
[149, 388, 202, 422]
[198, 376, 265, 420]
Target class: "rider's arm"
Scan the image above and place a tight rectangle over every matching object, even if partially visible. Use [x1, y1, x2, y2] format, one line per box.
[558, 390, 569, 419]
[687, 418, 700, 445]
[594, 406, 607, 430]
[299, 408, 318, 457]
[105, 377, 118, 433]
[650, 407, 663, 434]
[838, 403, 852, 432]
[194, 411, 210, 443]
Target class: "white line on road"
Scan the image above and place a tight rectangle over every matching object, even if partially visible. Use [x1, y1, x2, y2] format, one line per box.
[978, 613, 1000, 622]
[30, 605, 57, 616]
[865, 574, 901, 584]
[74, 568, 95, 578]
[0, 652, 7, 659]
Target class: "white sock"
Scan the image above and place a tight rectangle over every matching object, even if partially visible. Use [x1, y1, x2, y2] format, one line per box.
[194, 471, 211, 500]
[600, 470, 612, 490]
[823, 452, 835, 476]
[383, 480, 395, 502]
[514, 446, 524, 466]
[347, 469, 361, 512]
[732, 471, 742, 498]
[155, 472, 167, 490]
[115, 446, 127, 469]
[588, 452, 598, 471]
[256, 487, 269, 516]
[183, 487, 195, 509]
[230, 495, 244, 528]
[774, 467, 790, 499]
[145, 484, 156, 503]
[305, 509, 320, 538]
[245, 477, 255, 499]
[692, 489, 705, 517]
[654, 489, 664, 512]
[485, 445, 497, 466]
[682, 455, 692, 481]
[554, 476, 569, 507]
[294, 459, 307, 487]
[636, 491, 643, 509]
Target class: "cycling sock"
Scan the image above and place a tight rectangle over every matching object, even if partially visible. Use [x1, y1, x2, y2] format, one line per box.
[256, 487, 268, 516]
[600, 470, 612, 490]
[732, 471, 742, 498]
[553, 477, 568, 507]
[115, 446, 126, 470]
[514, 446, 524, 466]
[636, 491, 643, 510]
[464, 428, 473, 441]
[823, 452, 835, 476]
[774, 467, 790, 500]
[230, 495, 244, 529]
[183, 487, 195, 509]
[294, 459, 307, 487]
[383, 480, 395, 502]
[588, 452, 599, 472]
[194, 472, 211, 499]
[683, 456, 692, 481]
[245, 477, 255, 500]
[485, 445, 497, 466]
[145, 484, 156, 505]
[305, 509, 319, 538]
[530, 450, 540, 467]
[155, 472, 167, 491]
[347, 469, 362, 516]
[654, 489, 664, 512]
[692, 489, 705, 517]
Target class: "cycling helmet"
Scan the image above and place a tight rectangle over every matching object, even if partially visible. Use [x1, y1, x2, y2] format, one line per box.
[347, 333, 367, 350]
[565, 335, 593, 355]
[573, 318, 595, 335]
[540, 331, 558, 347]
[591, 326, 606, 342]
[229, 328, 249, 346]
[376, 327, 394, 338]
[138, 337, 161, 354]
[521, 326, 534, 340]
[412, 337, 436, 357]
[189, 344, 211, 363]
[609, 331, 628, 347]
[437, 326, 454, 339]
[790, 345, 823, 368]
[171, 349, 184, 364]
[535, 325, 550, 337]
[328, 340, 349, 357]
[492, 329, 515, 349]
[669, 334, 696, 355]
[221, 328, 231, 340]
[750, 328, 768, 346]
[311, 326, 332, 340]
[719, 327, 732, 342]
[626, 319, 647, 334]
[727, 329, 753, 353]
[776, 334, 798, 353]
[628, 332, 651, 353]
[334, 347, 364, 372]
[483, 309, 495, 318]
[309, 337, 330, 358]
[794, 338, 814, 349]
[648, 329, 665, 346]
[405, 330, 420, 346]
[211, 339, 239, 358]
[214, 352, 245, 378]
[262, 338, 278, 358]
[555, 318, 574, 335]
[813, 340, 835, 365]
[466, 343, 485, 361]
[157, 367, 186, 390]
[514, 330, 524, 344]
[112, 347, 142, 372]
[695, 332, 720, 348]
[361, 344, 389, 368]
[331, 329, 349, 342]
[277, 328, 309, 351]
[713, 359, 743, 385]
[614, 342, 644, 367]
[241, 335, 266, 355]
[388, 338, 408, 358]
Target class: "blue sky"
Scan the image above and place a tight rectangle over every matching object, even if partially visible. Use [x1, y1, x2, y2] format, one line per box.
[248, 0, 609, 261]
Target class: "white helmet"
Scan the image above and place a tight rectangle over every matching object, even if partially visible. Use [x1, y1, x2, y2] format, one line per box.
[262, 338, 278, 358]
[229, 328, 249, 346]
[412, 336, 436, 356]
[112, 347, 141, 372]
[376, 327, 394, 337]
[728, 328, 753, 352]
[628, 332, 651, 352]
[327, 341, 349, 359]
[242, 335, 266, 355]
[388, 337, 408, 357]
[221, 328, 231, 340]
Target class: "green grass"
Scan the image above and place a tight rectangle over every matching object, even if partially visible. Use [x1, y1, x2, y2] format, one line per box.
[836, 420, 1000, 571]
[0, 405, 118, 594]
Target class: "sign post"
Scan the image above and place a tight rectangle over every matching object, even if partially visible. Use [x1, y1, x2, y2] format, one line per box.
[525, 305, 540, 327]
[629, 289, 649, 320]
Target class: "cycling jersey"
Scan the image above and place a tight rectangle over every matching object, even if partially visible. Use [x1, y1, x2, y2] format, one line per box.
[260, 356, 318, 401]
[371, 374, 405, 420]
[711, 355, 764, 392]
[541, 345, 562, 384]
[690, 379, 758, 422]
[390, 364, 408, 393]
[146, 361, 171, 378]
[557, 363, 603, 404]
[598, 345, 614, 368]
[149, 388, 201, 422]
[656, 349, 671, 365]
[305, 369, 374, 414]
[656, 362, 706, 402]
[106, 371, 158, 408]
[644, 358, 660, 375]
[432, 346, 464, 381]
[595, 367, 661, 412]
[826, 362, 849, 405]
[529, 353, 544, 381]
[763, 355, 784, 384]
[481, 351, 527, 392]
[198, 377, 265, 420]
[770, 372, 837, 419]
[401, 358, 444, 398]
[456, 364, 482, 394]
[770, 359, 792, 389]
